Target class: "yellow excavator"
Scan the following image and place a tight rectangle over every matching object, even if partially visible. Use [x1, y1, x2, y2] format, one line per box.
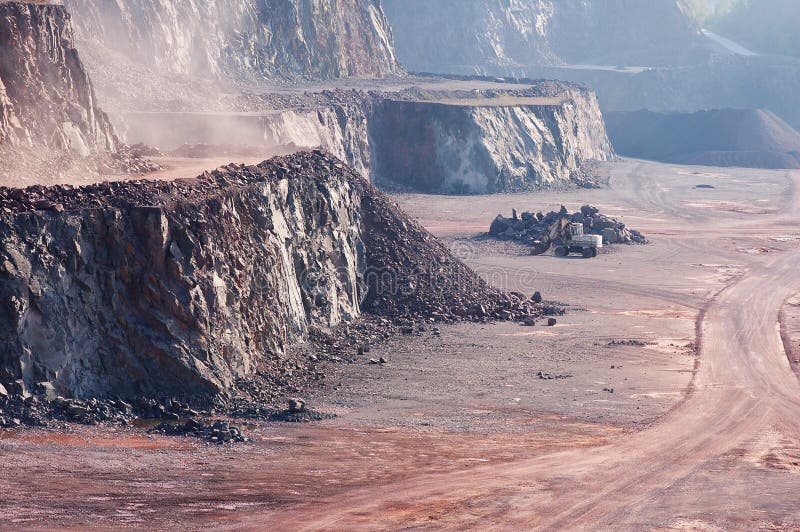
[531, 218, 603, 258]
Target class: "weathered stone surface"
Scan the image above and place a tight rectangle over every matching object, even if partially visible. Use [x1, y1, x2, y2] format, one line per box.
[0, 2, 116, 152]
[64, 0, 402, 82]
[0, 152, 365, 399]
[0, 151, 547, 401]
[368, 91, 613, 193]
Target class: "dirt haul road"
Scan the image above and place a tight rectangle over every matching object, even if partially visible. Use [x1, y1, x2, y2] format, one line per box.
[263, 161, 800, 530]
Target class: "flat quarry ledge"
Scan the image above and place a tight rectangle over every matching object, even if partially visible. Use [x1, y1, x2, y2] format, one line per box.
[406, 95, 571, 107]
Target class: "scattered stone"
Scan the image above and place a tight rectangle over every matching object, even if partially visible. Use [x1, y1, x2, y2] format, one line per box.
[151, 419, 247, 444]
[531, 291, 543, 304]
[522, 317, 536, 327]
[537, 371, 572, 380]
[547, 318, 558, 327]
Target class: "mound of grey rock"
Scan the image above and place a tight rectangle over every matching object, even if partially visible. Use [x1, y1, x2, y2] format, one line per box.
[489, 205, 647, 246]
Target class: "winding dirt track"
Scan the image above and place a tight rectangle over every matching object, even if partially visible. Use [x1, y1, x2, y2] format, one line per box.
[262, 166, 800, 530]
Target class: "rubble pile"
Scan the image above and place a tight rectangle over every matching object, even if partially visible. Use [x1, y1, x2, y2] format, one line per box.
[0, 390, 209, 428]
[362, 182, 545, 322]
[489, 205, 647, 247]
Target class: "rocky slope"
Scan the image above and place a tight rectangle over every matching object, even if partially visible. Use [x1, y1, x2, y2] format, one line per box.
[0, 2, 115, 153]
[383, 0, 709, 74]
[0, 151, 542, 401]
[606, 108, 800, 169]
[64, 0, 401, 84]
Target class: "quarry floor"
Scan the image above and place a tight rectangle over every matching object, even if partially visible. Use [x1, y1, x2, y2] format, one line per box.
[2, 160, 800, 529]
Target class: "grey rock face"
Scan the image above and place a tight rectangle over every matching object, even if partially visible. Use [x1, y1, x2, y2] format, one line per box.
[383, 0, 708, 73]
[0, 3, 116, 153]
[0, 151, 549, 401]
[368, 90, 614, 193]
[64, 0, 402, 82]
[0, 154, 365, 399]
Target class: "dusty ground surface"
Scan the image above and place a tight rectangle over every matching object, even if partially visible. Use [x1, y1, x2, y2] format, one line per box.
[1, 159, 799, 529]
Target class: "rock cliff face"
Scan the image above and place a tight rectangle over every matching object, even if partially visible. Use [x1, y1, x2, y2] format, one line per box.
[368, 90, 614, 193]
[64, 0, 401, 82]
[0, 2, 115, 153]
[0, 152, 364, 398]
[383, 0, 708, 73]
[0, 151, 538, 400]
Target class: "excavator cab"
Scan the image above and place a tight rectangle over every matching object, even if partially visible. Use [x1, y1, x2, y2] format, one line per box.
[567, 223, 584, 239]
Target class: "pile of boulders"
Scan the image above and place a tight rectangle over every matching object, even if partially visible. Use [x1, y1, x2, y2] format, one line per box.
[489, 205, 647, 246]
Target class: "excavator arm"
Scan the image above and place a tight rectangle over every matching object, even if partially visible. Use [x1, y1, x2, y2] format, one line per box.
[530, 217, 570, 255]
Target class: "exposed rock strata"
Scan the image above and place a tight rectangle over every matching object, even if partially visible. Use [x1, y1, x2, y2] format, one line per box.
[368, 91, 613, 193]
[64, 0, 401, 83]
[0, 151, 540, 400]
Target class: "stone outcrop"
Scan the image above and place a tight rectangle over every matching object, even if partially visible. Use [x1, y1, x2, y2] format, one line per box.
[0, 151, 541, 400]
[64, 0, 402, 82]
[0, 2, 115, 153]
[383, 0, 709, 74]
[368, 89, 614, 193]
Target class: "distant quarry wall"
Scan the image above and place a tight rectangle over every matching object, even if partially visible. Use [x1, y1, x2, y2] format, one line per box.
[64, 0, 401, 82]
[0, 2, 115, 154]
[122, 86, 614, 194]
[369, 92, 613, 193]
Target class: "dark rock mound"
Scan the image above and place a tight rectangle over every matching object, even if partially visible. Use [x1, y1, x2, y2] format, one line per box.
[606, 109, 800, 169]
[360, 181, 540, 321]
[488, 205, 647, 247]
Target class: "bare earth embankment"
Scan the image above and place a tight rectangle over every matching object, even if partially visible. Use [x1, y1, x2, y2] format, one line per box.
[1, 160, 800, 529]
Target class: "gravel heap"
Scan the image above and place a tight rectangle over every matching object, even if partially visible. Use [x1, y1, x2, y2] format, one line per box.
[361, 181, 543, 323]
[489, 204, 647, 247]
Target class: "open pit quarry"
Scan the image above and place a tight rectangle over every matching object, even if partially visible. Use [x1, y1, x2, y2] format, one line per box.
[7, 0, 800, 530]
[0, 1, 614, 193]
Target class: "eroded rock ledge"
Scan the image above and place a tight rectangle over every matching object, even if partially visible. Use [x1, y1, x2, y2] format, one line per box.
[0, 151, 544, 402]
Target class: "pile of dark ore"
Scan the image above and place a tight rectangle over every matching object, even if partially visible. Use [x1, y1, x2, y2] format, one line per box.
[489, 205, 647, 247]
